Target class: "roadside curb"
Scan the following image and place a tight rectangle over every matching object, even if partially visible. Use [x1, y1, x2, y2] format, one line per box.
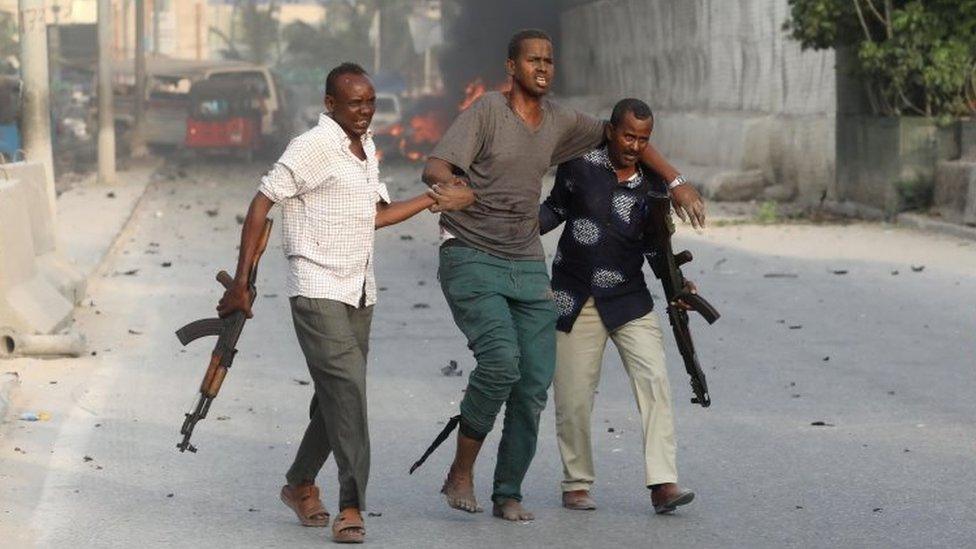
[896, 213, 976, 241]
[0, 370, 20, 424]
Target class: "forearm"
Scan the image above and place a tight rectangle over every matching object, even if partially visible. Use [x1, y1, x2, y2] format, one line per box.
[421, 157, 458, 188]
[375, 194, 435, 229]
[232, 192, 274, 287]
[538, 204, 563, 235]
[639, 142, 680, 183]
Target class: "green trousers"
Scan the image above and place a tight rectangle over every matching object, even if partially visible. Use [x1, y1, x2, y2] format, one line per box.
[438, 243, 557, 503]
[286, 296, 373, 510]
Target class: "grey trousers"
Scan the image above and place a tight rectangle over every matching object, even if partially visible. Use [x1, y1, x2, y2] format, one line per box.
[286, 296, 373, 510]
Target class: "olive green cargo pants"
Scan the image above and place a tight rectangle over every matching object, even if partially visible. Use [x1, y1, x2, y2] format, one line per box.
[438, 243, 557, 503]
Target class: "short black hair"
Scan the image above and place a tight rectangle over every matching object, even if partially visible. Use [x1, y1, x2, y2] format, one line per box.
[325, 62, 368, 98]
[507, 29, 552, 60]
[610, 98, 653, 127]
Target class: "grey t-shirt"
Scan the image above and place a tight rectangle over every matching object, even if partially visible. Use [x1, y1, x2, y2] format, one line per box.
[430, 91, 605, 260]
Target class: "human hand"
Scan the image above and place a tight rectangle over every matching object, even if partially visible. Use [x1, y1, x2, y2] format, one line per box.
[428, 177, 476, 212]
[671, 279, 698, 311]
[670, 183, 706, 230]
[216, 284, 253, 319]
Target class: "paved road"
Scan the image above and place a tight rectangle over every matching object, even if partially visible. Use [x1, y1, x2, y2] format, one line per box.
[2, 160, 975, 548]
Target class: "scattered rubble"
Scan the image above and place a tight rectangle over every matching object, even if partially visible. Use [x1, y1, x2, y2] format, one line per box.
[440, 360, 462, 377]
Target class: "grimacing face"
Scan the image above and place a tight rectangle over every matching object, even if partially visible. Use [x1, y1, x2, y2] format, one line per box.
[325, 74, 376, 138]
[606, 111, 653, 170]
[506, 38, 554, 97]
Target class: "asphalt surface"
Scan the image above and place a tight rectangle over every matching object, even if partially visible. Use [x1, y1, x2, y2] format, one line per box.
[1, 160, 975, 548]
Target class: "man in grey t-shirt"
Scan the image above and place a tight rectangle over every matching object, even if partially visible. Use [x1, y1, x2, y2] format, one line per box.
[418, 29, 706, 522]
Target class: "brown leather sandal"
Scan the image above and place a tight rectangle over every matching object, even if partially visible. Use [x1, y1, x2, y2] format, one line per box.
[332, 508, 365, 544]
[280, 484, 330, 527]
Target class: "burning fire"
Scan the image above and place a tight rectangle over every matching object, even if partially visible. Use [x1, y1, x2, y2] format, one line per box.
[375, 77, 513, 162]
[459, 78, 487, 111]
[458, 77, 512, 111]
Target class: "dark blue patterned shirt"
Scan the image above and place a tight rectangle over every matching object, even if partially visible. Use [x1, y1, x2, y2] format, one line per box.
[540, 146, 668, 332]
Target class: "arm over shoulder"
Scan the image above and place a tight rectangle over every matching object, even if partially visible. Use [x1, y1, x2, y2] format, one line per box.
[550, 104, 606, 166]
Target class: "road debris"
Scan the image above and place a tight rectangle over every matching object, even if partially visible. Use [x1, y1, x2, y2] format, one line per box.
[205, 208, 219, 217]
[831, 269, 848, 275]
[400, 234, 414, 241]
[764, 273, 798, 278]
[293, 378, 310, 386]
[413, 303, 430, 309]
[128, 329, 143, 335]
[891, 270, 899, 275]
[367, 512, 383, 517]
[236, 214, 245, 225]
[18, 411, 51, 421]
[216, 416, 230, 421]
[106, 191, 116, 198]
[911, 265, 925, 272]
[161, 261, 172, 268]
[788, 325, 803, 330]
[83, 455, 94, 462]
[440, 360, 462, 377]
[810, 421, 835, 427]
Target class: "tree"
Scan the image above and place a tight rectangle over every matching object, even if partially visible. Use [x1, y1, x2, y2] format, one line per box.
[784, 0, 976, 118]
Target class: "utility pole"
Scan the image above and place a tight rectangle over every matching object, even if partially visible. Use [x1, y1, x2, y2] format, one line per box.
[18, 0, 56, 217]
[98, 0, 117, 184]
[152, 0, 160, 55]
[131, 0, 148, 158]
[371, 8, 381, 73]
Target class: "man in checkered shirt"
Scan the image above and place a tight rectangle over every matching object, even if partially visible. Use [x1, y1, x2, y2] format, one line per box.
[216, 62, 469, 544]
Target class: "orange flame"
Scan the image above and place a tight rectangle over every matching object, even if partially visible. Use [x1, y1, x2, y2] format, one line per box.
[459, 78, 487, 111]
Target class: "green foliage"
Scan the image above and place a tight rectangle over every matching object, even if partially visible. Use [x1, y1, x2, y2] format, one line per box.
[785, 0, 976, 118]
[755, 201, 780, 224]
[894, 176, 934, 212]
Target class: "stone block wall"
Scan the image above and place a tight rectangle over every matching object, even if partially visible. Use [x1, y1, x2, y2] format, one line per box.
[558, 0, 836, 203]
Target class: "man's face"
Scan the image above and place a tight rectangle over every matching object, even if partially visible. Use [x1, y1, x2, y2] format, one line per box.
[606, 111, 653, 170]
[325, 74, 376, 137]
[506, 38, 554, 97]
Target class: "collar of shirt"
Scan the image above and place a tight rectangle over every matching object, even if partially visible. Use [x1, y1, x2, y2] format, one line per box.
[582, 146, 645, 189]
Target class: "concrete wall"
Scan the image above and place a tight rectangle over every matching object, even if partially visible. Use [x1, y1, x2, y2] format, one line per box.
[559, 0, 836, 203]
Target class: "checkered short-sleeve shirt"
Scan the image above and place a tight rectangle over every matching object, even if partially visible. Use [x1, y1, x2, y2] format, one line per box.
[259, 113, 390, 307]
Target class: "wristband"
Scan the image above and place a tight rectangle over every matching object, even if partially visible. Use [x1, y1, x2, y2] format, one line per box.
[668, 175, 686, 190]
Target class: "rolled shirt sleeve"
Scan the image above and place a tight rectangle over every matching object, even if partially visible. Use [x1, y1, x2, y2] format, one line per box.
[375, 181, 391, 204]
[258, 162, 304, 203]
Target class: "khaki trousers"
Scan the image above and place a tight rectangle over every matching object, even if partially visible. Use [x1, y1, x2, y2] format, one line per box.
[553, 298, 677, 492]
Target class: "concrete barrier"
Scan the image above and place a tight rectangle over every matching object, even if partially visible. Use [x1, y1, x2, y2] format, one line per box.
[0, 161, 86, 304]
[0, 178, 82, 357]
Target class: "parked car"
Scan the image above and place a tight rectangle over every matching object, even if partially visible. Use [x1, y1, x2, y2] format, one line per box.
[112, 59, 293, 151]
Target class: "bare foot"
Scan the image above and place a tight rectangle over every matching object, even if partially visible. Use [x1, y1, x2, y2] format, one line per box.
[492, 498, 534, 521]
[441, 467, 482, 513]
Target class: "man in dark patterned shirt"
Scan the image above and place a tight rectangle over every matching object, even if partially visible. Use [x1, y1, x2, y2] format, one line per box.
[539, 98, 697, 515]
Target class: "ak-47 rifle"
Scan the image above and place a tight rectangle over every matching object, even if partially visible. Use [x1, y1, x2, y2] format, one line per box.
[643, 191, 719, 407]
[174, 218, 273, 452]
